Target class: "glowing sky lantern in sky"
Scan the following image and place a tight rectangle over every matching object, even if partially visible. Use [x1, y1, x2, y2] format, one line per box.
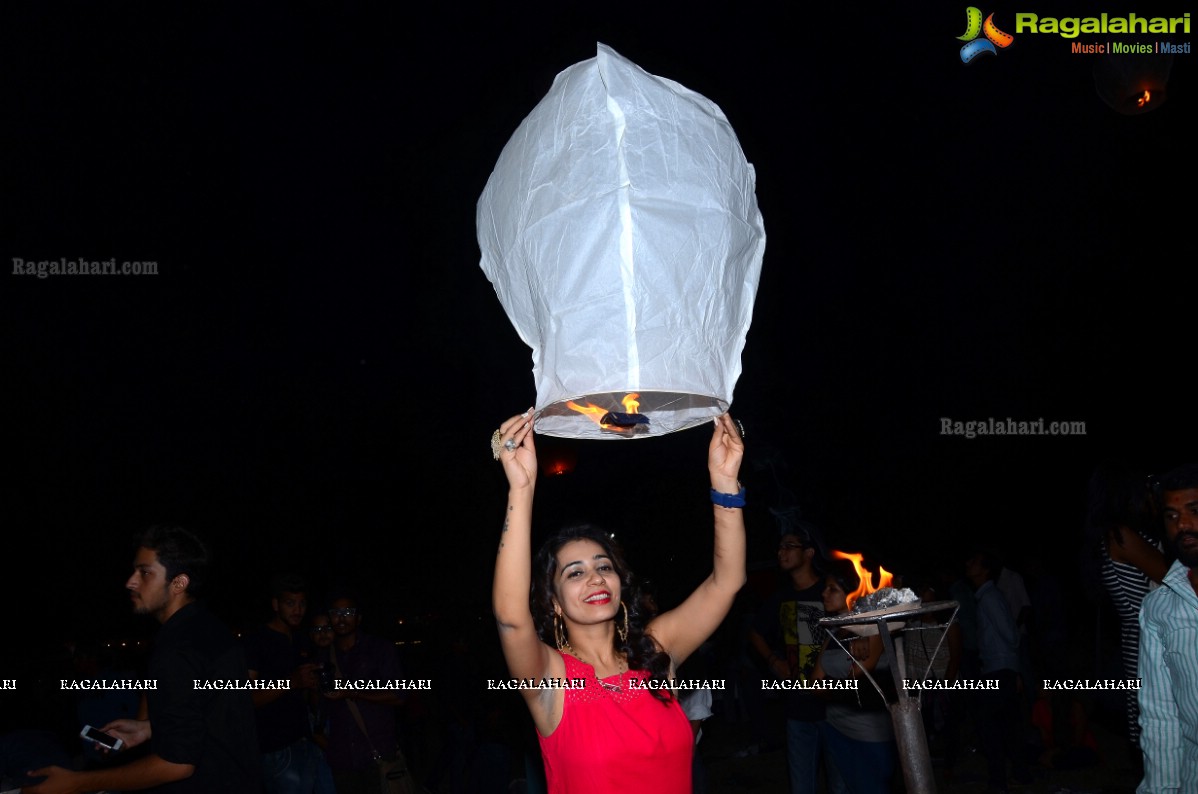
[1093, 53, 1174, 115]
[477, 44, 765, 440]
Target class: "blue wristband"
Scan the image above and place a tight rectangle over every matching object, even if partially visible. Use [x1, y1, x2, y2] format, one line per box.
[710, 486, 746, 508]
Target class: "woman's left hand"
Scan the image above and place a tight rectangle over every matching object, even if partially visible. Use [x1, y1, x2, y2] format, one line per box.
[708, 413, 744, 493]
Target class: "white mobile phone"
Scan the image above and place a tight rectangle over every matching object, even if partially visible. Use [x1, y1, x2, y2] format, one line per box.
[81, 724, 125, 751]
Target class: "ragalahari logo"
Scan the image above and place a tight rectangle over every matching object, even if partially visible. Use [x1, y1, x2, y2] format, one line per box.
[959, 7, 1015, 63]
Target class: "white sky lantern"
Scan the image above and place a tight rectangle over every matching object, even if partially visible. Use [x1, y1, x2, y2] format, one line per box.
[477, 44, 765, 440]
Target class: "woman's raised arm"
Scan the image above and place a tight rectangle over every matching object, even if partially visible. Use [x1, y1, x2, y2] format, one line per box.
[647, 413, 747, 668]
[1106, 525, 1170, 584]
[492, 411, 556, 685]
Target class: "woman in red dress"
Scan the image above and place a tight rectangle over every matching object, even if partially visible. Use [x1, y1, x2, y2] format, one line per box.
[492, 410, 746, 793]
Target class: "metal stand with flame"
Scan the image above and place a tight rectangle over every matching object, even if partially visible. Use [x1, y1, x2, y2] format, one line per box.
[821, 553, 960, 794]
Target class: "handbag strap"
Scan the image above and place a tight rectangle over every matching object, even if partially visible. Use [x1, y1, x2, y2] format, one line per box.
[331, 644, 383, 761]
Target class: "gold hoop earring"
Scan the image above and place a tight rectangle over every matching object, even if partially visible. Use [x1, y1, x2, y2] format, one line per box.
[554, 612, 570, 653]
[617, 601, 629, 644]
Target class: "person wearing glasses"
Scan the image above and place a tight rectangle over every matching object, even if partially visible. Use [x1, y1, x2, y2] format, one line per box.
[749, 525, 844, 794]
[309, 612, 336, 651]
[242, 573, 328, 794]
[305, 610, 336, 794]
[322, 596, 406, 794]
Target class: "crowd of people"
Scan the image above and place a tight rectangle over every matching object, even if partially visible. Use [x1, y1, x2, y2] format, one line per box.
[742, 462, 1198, 794]
[0, 526, 418, 794]
[1, 452, 1194, 794]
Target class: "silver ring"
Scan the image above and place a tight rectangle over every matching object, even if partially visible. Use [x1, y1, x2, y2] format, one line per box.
[503, 438, 517, 452]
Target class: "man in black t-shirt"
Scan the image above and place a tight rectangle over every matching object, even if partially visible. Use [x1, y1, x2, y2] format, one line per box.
[243, 573, 330, 793]
[29, 525, 259, 794]
[324, 595, 405, 794]
[749, 526, 842, 794]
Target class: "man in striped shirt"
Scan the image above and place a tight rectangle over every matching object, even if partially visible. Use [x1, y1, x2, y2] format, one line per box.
[1138, 463, 1198, 794]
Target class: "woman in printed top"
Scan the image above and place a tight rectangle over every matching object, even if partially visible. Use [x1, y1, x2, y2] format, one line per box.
[491, 409, 746, 794]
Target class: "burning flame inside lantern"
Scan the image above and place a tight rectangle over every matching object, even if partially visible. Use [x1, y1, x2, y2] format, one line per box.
[831, 550, 895, 611]
[566, 393, 641, 431]
[1137, 90, 1151, 107]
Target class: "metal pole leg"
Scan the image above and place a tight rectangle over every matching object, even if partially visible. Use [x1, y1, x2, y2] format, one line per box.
[890, 697, 937, 794]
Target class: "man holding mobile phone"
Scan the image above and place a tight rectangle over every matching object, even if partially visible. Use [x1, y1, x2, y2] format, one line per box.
[79, 726, 124, 752]
[27, 525, 260, 794]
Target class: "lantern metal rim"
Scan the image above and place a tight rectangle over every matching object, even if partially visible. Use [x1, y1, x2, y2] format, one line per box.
[533, 390, 731, 440]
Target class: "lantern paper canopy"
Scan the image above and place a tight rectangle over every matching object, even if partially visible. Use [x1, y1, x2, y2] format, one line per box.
[477, 44, 765, 440]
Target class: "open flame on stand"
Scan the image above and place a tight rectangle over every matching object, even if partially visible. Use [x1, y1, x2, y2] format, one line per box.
[831, 550, 895, 611]
[566, 393, 641, 431]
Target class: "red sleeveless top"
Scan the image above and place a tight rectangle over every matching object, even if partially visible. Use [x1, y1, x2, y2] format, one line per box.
[537, 651, 693, 793]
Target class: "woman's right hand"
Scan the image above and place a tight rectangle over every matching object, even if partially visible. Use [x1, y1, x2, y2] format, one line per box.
[498, 409, 537, 491]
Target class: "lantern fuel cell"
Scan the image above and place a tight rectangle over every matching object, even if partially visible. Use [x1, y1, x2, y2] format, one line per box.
[477, 44, 765, 440]
[598, 411, 650, 428]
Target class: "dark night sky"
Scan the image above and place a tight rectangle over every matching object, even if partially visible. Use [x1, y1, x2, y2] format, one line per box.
[3, 5, 1194, 649]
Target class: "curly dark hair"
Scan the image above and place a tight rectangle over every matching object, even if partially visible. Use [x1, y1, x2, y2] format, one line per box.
[531, 524, 674, 703]
[270, 572, 307, 600]
[1155, 463, 1198, 500]
[134, 525, 210, 598]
